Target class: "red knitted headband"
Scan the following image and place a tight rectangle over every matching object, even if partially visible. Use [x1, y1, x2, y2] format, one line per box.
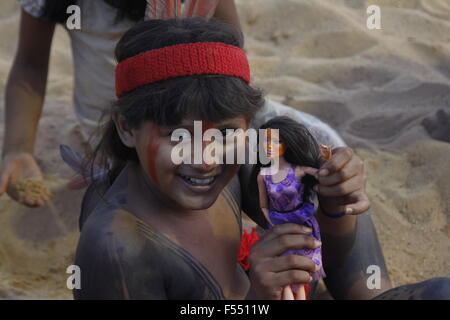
[115, 42, 251, 97]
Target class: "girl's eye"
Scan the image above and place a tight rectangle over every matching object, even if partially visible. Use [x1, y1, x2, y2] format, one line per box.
[220, 129, 235, 137]
[170, 129, 191, 141]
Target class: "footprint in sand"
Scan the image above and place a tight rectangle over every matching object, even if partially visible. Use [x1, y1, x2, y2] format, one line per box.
[421, 109, 450, 143]
[280, 60, 396, 90]
[289, 30, 377, 59]
[420, 0, 450, 19]
[289, 100, 352, 129]
[347, 111, 419, 141]
[408, 41, 450, 81]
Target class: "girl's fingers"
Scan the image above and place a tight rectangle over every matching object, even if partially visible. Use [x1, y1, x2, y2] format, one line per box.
[315, 174, 363, 197]
[318, 164, 359, 186]
[319, 147, 353, 176]
[345, 194, 371, 215]
[296, 285, 306, 300]
[282, 286, 294, 300]
[272, 270, 312, 288]
[255, 223, 312, 246]
[299, 166, 319, 179]
[268, 254, 318, 274]
[258, 233, 321, 258]
[320, 191, 370, 215]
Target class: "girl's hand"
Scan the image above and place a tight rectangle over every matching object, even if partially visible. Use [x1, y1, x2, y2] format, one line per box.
[245, 223, 321, 300]
[0, 152, 51, 207]
[314, 147, 370, 216]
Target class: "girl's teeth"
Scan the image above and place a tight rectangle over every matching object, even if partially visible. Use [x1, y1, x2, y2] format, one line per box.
[181, 175, 215, 186]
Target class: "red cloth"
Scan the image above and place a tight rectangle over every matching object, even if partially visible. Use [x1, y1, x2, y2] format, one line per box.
[238, 227, 259, 271]
[304, 284, 310, 300]
[115, 42, 251, 97]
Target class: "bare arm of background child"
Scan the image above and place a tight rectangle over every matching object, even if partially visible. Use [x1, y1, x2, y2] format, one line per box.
[0, 9, 55, 207]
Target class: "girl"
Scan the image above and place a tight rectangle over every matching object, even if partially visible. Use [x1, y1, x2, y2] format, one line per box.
[70, 12, 449, 302]
[74, 17, 265, 299]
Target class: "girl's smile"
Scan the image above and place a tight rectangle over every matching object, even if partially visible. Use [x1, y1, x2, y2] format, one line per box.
[130, 116, 248, 211]
[177, 170, 222, 193]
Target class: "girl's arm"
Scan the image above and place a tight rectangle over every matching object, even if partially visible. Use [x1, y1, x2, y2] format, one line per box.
[0, 9, 55, 206]
[257, 172, 272, 226]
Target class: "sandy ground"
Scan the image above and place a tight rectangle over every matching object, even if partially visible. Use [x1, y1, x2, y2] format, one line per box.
[0, 0, 449, 299]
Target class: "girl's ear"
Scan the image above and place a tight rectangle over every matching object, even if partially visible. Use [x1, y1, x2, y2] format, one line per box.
[112, 114, 136, 148]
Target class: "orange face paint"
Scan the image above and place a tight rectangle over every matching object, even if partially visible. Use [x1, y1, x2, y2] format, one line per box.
[202, 120, 215, 134]
[147, 125, 161, 186]
[265, 128, 285, 158]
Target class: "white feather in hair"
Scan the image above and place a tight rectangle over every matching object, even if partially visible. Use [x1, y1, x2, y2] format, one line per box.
[145, 0, 220, 20]
[59, 144, 108, 181]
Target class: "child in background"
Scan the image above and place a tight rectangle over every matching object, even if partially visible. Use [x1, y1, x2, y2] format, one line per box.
[1, 0, 242, 206]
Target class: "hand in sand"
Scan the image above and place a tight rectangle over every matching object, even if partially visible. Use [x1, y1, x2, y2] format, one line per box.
[0, 152, 52, 207]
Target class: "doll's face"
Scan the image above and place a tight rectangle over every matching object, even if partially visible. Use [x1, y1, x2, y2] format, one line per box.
[131, 117, 247, 211]
[264, 128, 285, 159]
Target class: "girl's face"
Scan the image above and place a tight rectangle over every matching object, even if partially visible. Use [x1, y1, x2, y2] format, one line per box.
[264, 128, 285, 159]
[132, 116, 248, 211]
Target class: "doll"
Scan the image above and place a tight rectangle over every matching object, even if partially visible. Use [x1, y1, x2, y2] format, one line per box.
[251, 116, 328, 300]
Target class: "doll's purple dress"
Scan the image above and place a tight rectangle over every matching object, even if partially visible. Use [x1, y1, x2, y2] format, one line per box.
[263, 164, 326, 280]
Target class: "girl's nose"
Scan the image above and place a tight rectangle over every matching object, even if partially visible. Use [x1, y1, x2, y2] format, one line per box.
[194, 139, 224, 167]
[187, 140, 222, 171]
[189, 161, 218, 172]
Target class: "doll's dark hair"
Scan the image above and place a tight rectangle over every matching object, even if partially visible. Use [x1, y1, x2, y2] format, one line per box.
[85, 18, 264, 188]
[249, 116, 322, 203]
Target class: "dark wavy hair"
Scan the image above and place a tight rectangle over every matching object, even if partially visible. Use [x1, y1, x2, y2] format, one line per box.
[248, 116, 322, 204]
[85, 18, 264, 188]
[42, 0, 148, 23]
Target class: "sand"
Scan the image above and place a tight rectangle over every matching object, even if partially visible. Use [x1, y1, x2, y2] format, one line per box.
[13, 178, 53, 203]
[0, 0, 449, 299]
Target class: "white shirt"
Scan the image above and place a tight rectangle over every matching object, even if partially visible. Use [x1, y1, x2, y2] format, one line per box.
[20, 0, 136, 142]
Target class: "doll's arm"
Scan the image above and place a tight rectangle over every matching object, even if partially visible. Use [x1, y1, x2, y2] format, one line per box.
[257, 172, 272, 226]
[294, 166, 305, 181]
